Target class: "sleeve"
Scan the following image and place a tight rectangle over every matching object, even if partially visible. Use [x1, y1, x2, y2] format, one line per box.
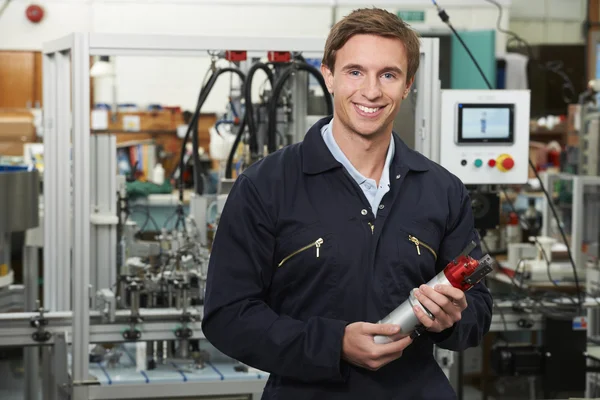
[201, 174, 350, 383]
[426, 183, 493, 351]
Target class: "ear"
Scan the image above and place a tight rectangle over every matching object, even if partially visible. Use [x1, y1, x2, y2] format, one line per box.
[403, 76, 415, 99]
[320, 63, 334, 95]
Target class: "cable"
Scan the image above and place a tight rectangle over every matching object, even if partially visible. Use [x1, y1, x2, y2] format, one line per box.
[177, 66, 246, 198]
[244, 62, 275, 158]
[481, 0, 576, 103]
[224, 62, 276, 180]
[266, 61, 333, 153]
[433, 0, 584, 310]
[0, 0, 11, 21]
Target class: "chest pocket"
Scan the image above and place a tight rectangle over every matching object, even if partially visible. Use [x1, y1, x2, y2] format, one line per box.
[385, 222, 441, 303]
[270, 225, 339, 316]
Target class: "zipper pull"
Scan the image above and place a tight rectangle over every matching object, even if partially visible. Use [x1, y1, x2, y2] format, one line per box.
[409, 236, 421, 255]
[368, 222, 374, 234]
[315, 238, 323, 257]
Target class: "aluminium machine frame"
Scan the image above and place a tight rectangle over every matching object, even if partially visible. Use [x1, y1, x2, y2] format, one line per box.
[27, 33, 440, 400]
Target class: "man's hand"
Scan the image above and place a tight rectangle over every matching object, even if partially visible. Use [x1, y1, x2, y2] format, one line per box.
[341, 322, 413, 371]
[413, 284, 467, 333]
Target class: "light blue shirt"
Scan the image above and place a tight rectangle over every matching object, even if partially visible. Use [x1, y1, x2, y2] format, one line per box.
[321, 119, 395, 218]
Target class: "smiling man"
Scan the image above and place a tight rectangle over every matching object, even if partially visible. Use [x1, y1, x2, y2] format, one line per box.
[202, 8, 492, 400]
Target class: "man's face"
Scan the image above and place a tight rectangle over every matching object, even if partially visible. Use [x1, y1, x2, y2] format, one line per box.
[321, 34, 414, 139]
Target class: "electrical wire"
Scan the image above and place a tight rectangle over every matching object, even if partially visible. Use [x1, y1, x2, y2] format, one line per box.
[244, 62, 275, 158]
[267, 61, 333, 153]
[0, 0, 11, 20]
[481, 0, 577, 104]
[176, 66, 246, 199]
[432, 0, 584, 310]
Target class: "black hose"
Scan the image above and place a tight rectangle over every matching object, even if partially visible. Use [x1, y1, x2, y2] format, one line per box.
[244, 62, 275, 157]
[224, 113, 248, 179]
[177, 67, 245, 199]
[266, 61, 333, 153]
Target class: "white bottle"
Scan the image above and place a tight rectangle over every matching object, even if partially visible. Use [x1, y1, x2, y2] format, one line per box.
[152, 163, 165, 185]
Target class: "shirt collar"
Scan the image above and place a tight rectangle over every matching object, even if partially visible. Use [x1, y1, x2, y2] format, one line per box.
[301, 116, 430, 175]
[321, 118, 394, 186]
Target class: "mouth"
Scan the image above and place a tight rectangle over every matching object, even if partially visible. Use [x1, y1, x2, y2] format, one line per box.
[353, 103, 386, 118]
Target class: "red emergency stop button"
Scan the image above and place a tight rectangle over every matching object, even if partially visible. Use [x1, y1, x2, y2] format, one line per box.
[502, 157, 514, 170]
[496, 154, 514, 172]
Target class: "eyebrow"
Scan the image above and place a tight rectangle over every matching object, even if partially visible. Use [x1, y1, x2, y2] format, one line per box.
[341, 63, 404, 75]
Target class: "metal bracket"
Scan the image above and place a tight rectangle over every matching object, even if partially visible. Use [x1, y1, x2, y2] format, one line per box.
[30, 301, 51, 343]
[174, 326, 193, 339]
[179, 312, 196, 324]
[90, 213, 119, 225]
[122, 327, 142, 341]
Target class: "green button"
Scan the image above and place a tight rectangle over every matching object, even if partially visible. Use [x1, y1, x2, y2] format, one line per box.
[474, 159, 483, 168]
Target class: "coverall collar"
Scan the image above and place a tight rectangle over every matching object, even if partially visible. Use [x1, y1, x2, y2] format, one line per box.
[301, 116, 430, 175]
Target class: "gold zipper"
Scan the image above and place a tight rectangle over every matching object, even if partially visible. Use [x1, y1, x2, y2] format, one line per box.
[368, 222, 374, 234]
[408, 235, 437, 261]
[278, 238, 324, 268]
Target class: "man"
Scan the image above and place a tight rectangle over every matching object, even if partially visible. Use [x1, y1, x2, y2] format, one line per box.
[202, 8, 492, 400]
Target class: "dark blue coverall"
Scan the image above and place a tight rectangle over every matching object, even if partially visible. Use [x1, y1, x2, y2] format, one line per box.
[202, 116, 493, 399]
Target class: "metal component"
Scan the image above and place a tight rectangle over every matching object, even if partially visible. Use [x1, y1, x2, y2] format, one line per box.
[463, 254, 495, 286]
[0, 308, 203, 347]
[90, 135, 118, 307]
[96, 289, 116, 323]
[0, 169, 39, 232]
[540, 173, 600, 273]
[86, 380, 267, 399]
[375, 250, 496, 343]
[455, 240, 477, 261]
[30, 300, 51, 342]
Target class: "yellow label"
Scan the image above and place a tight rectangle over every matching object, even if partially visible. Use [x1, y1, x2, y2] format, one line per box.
[0, 264, 7, 277]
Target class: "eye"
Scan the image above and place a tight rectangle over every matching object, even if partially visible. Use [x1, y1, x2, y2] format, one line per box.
[382, 72, 395, 80]
[349, 70, 361, 76]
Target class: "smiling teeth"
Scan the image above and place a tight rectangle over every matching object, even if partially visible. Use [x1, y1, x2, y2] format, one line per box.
[357, 105, 380, 114]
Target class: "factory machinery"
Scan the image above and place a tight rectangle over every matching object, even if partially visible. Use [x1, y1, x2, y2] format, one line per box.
[0, 30, 599, 400]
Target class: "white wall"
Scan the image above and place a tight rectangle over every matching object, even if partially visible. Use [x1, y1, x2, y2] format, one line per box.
[510, 0, 586, 44]
[1, 0, 579, 113]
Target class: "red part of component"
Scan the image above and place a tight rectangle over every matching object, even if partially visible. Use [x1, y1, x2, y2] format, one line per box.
[225, 51, 247, 62]
[26, 4, 44, 23]
[501, 157, 515, 170]
[488, 159, 496, 167]
[443, 255, 481, 291]
[268, 51, 291, 63]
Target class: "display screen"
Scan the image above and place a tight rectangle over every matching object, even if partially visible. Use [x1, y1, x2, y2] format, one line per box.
[457, 103, 514, 143]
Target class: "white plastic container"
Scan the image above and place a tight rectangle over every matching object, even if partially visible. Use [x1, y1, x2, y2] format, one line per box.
[152, 163, 165, 185]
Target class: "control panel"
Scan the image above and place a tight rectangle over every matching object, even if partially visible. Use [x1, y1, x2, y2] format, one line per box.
[439, 90, 530, 185]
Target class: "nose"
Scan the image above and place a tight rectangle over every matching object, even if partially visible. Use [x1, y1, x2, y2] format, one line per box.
[361, 75, 382, 101]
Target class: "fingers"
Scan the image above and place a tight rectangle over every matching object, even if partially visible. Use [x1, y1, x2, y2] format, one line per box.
[414, 284, 466, 333]
[362, 322, 400, 336]
[366, 335, 413, 370]
[413, 304, 441, 332]
[378, 334, 413, 355]
[434, 284, 468, 309]
[416, 285, 451, 311]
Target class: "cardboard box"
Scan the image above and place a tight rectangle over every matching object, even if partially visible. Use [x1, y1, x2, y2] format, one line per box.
[103, 110, 179, 132]
[0, 141, 28, 156]
[0, 110, 36, 142]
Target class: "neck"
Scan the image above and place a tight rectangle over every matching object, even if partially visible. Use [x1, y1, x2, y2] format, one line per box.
[331, 118, 391, 184]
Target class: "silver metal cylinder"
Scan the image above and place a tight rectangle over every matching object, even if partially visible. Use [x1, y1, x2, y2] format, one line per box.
[374, 271, 451, 344]
[0, 169, 39, 233]
[0, 168, 39, 288]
